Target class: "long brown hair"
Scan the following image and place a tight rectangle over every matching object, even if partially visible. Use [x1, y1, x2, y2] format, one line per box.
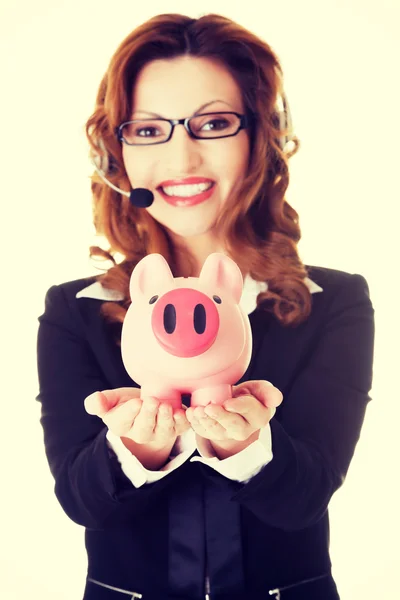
[85, 12, 313, 327]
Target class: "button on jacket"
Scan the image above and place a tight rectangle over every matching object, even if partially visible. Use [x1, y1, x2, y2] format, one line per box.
[36, 265, 375, 600]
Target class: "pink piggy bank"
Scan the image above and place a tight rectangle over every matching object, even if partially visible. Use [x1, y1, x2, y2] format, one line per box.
[121, 252, 252, 410]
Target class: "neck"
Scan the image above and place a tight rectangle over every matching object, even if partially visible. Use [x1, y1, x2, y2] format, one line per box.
[170, 231, 226, 278]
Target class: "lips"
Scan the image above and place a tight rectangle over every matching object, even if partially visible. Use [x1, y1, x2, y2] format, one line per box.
[158, 182, 216, 207]
[158, 176, 214, 187]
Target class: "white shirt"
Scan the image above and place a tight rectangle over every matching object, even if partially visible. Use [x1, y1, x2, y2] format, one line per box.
[77, 272, 323, 487]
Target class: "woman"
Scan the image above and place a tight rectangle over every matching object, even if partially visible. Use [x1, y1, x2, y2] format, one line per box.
[36, 12, 375, 600]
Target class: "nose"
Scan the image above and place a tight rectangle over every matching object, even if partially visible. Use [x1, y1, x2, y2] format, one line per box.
[165, 123, 201, 171]
[151, 288, 219, 358]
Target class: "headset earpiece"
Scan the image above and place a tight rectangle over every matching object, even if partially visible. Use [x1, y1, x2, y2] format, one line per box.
[275, 90, 294, 152]
[90, 137, 112, 176]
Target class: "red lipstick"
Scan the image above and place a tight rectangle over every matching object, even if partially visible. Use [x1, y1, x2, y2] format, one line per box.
[158, 176, 214, 187]
[157, 182, 216, 207]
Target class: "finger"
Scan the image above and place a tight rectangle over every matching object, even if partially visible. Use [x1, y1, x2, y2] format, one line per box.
[185, 406, 196, 422]
[173, 409, 190, 434]
[186, 409, 211, 437]
[185, 407, 198, 428]
[193, 406, 223, 424]
[84, 391, 108, 417]
[174, 408, 188, 420]
[102, 398, 142, 435]
[204, 405, 250, 440]
[84, 387, 141, 416]
[131, 396, 159, 442]
[265, 387, 283, 408]
[105, 387, 141, 399]
[155, 403, 175, 438]
[187, 407, 215, 431]
[191, 419, 224, 440]
[174, 414, 190, 435]
[223, 395, 264, 417]
[222, 396, 272, 429]
[194, 407, 227, 439]
[233, 380, 283, 408]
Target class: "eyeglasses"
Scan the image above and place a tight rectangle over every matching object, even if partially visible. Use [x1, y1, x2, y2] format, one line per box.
[115, 111, 253, 146]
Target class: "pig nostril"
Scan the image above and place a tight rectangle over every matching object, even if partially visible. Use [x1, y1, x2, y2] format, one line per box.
[149, 295, 158, 304]
[193, 304, 206, 334]
[213, 295, 222, 304]
[164, 304, 176, 333]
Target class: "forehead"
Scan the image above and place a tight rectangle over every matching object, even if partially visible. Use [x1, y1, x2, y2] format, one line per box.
[131, 56, 243, 116]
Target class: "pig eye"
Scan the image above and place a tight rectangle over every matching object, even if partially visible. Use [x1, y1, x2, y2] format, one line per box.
[149, 295, 158, 304]
[213, 295, 222, 304]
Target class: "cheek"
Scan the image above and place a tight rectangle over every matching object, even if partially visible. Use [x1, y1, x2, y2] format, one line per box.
[219, 137, 250, 181]
[122, 149, 134, 181]
[122, 148, 149, 184]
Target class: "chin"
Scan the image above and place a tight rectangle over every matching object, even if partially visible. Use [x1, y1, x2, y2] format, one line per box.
[171, 219, 218, 237]
[158, 214, 217, 238]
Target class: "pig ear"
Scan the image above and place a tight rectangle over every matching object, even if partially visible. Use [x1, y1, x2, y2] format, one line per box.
[199, 253, 244, 304]
[129, 254, 174, 300]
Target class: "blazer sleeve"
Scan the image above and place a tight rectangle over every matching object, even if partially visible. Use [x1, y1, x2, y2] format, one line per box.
[207, 273, 375, 532]
[36, 283, 193, 530]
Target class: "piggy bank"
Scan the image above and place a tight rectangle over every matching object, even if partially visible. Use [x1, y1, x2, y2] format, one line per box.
[121, 252, 252, 410]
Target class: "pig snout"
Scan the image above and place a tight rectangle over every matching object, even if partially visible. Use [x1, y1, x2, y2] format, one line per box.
[151, 288, 220, 357]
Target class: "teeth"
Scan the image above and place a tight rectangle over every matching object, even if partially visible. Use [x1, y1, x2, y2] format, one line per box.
[161, 182, 213, 197]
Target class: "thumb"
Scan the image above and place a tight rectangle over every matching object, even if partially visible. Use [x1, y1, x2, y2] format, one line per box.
[84, 391, 109, 417]
[84, 387, 141, 417]
[233, 380, 283, 408]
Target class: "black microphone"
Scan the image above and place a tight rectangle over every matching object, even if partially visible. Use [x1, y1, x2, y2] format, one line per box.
[129, 187, 154, 208]
[91, 152, 154, 208]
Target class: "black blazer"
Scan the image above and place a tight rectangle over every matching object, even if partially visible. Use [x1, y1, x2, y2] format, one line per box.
[36, 265, 375, 600]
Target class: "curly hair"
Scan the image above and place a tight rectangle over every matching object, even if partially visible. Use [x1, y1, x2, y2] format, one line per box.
[85, 12, 313, 328]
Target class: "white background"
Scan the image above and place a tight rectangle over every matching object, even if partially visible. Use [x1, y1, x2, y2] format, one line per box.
[1, 1, 399, 598]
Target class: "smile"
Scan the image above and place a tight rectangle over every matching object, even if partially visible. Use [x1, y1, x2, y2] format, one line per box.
[161, 182, 213, 197]
[158, 183, 216, 207]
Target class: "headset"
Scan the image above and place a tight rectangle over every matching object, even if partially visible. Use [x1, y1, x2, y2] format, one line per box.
[89, 89, 294, 208]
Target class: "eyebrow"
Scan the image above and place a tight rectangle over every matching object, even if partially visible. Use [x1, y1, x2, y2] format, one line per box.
[133, 100, 235, 119]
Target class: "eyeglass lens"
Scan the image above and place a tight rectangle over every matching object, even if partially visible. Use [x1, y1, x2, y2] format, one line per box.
[120, 112, 241, 144]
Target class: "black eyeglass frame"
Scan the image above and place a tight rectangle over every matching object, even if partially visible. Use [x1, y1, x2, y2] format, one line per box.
[114, 111, 254, 146]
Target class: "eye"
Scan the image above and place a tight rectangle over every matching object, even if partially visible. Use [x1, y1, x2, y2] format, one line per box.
[149, 295, 158, 304]
[200, 117, 230, 132]
[130, 119, 170, 140]
[136, 126, 161, 138]
[213, 295, 222, 304]
[121, 119, 170, 143]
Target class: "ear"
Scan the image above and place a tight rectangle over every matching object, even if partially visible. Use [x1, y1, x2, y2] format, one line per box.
[129, 254, 174, 300]
[199, 253, 244, 304]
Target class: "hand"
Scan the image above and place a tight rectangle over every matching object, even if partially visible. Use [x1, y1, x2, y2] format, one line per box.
[185, 380, 283, 446]
[84, 387, 191, 447]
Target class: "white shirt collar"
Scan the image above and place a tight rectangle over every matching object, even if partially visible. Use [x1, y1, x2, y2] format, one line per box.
[76, 274, 323, 316]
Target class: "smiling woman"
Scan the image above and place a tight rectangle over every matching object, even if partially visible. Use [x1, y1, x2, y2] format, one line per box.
[36, 11, 375, 600]
[85, 14, 307, 325]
